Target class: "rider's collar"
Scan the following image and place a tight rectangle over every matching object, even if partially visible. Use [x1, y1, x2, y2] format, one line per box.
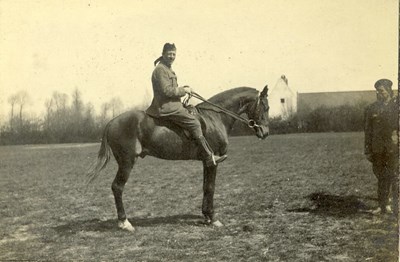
[160, 59, 172, 68]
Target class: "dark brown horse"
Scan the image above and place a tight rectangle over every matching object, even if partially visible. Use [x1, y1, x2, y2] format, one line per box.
[87, 86, 270, 232]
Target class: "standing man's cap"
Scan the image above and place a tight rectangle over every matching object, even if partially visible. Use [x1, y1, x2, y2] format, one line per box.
[374, 79, 393, 89]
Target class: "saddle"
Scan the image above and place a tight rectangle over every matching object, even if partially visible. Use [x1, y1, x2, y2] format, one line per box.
[146, 104, 207, 139]
[183, 104, 199, 116]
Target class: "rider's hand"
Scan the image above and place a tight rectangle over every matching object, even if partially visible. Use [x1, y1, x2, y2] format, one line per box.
[183, 86, 192, 94]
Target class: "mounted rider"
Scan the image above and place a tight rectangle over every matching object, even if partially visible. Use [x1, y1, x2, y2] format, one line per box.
[146, 43, 227, 167]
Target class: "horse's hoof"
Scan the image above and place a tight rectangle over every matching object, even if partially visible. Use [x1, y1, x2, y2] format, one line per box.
[212, 220, 223, 227]
[118, 219, 135, 232]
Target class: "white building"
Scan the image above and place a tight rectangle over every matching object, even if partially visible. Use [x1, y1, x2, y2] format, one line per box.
[268, 75, 297, 119]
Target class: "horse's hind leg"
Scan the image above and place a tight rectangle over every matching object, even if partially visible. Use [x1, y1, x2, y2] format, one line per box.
[202, 163, 223, 227]
[111, 148, 137, 232]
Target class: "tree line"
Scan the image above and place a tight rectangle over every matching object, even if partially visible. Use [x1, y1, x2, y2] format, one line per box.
[1, 90, 370, 145]
[0, 89, 140, 145]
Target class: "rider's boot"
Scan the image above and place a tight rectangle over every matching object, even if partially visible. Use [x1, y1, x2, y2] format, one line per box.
[195, 135, 227, 167]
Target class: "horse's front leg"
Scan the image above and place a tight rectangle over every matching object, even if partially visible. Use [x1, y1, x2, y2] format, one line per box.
[202, 163, 223, 227]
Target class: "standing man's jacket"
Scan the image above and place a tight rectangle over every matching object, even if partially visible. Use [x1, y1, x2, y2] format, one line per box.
[364, 96, 398, 155]
[146, 61, 187, 117]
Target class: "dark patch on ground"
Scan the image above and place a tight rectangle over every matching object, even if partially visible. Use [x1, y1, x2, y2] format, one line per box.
[288, 192, 375, 217]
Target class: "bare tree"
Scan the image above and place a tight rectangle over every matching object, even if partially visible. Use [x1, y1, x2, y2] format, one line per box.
[7, 94, 18, 130]
[71, 88, 84, 115]
[44, 98, 54, 130]
[98, 102, 110, 127]
[82, 102, 96, 137]
[70, 88, 86, 137]
[14, 91, 31, 128]
[101, 102, 110, 118]
[51, 91, 69, 135]
[109, 97, 123, 118]
[52, 91, 68, 112]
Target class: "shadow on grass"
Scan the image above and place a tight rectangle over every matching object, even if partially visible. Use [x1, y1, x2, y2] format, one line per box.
[287, 192, 372, 217]
[53, 214, 204, 234]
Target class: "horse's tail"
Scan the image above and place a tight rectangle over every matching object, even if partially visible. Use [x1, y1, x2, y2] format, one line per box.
[86, 122, 112, 185]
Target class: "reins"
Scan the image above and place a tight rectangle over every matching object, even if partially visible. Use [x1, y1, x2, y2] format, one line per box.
[186, 91, 260, 128]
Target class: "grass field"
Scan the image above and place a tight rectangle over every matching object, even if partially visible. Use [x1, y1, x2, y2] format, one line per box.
[0, 132, 398, 261]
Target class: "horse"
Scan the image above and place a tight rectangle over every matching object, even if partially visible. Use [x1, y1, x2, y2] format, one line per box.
[87, 85, 270, 232]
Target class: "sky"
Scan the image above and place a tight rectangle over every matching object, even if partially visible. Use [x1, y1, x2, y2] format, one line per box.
[0, 0, 398, 120]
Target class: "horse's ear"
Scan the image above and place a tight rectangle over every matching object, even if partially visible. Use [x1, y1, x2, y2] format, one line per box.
[260, 85, 268, 97]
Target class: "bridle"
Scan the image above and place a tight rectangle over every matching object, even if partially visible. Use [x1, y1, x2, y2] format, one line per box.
[246, 94, 269, 127]
[185, 91, 268, 129]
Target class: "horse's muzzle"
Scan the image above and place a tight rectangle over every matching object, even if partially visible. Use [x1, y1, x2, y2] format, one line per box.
[255, 125, 269, 140]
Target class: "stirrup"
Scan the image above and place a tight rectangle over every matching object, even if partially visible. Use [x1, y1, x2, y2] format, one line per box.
[205, 154, 227, 167]
[215, 154, 227, 164]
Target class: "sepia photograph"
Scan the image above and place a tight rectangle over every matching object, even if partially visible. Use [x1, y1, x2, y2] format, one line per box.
[0, 0, 398, 261]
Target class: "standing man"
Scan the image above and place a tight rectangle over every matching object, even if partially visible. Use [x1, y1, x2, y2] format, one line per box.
[146, 43, 227, 167]
[364, 78, 398, 216]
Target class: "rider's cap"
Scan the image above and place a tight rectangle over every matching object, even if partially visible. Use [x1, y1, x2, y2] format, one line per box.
[162, 43, 176, 53]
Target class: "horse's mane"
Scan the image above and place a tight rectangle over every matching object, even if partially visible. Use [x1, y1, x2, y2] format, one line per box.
[196, 87, 258, 110]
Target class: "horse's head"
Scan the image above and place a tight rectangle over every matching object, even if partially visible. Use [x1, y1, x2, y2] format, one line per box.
[244, 85, 270, 139]
[197, 85, 270, 139]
